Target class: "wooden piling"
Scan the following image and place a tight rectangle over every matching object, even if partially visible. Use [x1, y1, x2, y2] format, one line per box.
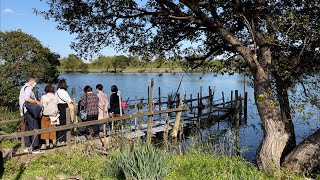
[66, 108, 71, 151]
[190, 94, 193, 111]
[158, 87, 161, 122]
[234, 90, 239, 121]
[239, 94, 243, 120]
[244, 92, 248, 121]
[230, 91, 233, 108]
[172, 100, 182, 138]
[147, 78, 154, 141]
[148, 86, 150, 103]
[222, 92, 225, 107]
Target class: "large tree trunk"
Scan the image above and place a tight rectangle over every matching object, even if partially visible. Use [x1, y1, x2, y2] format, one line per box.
[283, 129, 320, 173]
[254, 68, 290, 174]
[274, 75, 296, 163]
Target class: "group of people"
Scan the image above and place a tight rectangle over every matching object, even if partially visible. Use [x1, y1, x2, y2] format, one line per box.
[19, 77, 122, 153]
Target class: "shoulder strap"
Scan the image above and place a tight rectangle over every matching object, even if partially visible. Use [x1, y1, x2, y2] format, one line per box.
[57, 91, 66, 102]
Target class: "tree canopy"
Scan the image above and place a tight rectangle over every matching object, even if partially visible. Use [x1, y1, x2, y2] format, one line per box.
[40, 0, 320, 174]
[59, 54, 88, 72]
[0, 30, 60, 109]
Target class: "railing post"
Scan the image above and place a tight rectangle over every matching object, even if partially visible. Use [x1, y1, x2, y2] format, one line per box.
[20, 116, 25, 148]
[147, 78, 154, 141]
[172, 100, 182, 138]
[0, 141, 3, 175]
[103, 105, 107, 148]
[66, 108, 71, 152]
[73, 98, 77, 145]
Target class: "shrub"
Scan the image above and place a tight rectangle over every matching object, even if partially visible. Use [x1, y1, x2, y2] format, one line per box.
[106, 142, 168, 180]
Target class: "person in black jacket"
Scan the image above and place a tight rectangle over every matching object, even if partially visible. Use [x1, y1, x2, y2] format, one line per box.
[109, 85, 121, 115]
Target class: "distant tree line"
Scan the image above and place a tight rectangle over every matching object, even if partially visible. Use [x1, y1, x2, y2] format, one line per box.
[59, 54, 245, 74]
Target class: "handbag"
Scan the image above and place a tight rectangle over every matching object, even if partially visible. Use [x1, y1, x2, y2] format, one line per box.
[79, 94, 87, 121]
[25, 102, 42, 119]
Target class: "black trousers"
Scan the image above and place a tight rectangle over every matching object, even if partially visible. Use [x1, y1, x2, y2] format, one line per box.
[57, 103, 68, 142]
[86, 115, 99, 134]
[24, 111, 40, 148]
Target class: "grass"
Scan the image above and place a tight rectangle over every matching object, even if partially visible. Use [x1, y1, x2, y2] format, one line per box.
[165, 150, 272, 180]
[2, 141, 312, 180]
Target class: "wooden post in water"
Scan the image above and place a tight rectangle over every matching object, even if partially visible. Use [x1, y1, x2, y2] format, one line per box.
[231, 90, 234, 108]
[66, 108, 71, 152]
[158, 87, 161, 122]
[244, 92, 248, 122]
[233, 90, 240, 155]
[172, 100, 182, 138]
[239, 94, 243, 120]
[197, 93, 200, 124]
[147, 86, 150, 103]
[190, 94, 193, 112]
[222, 92, 225, 107]
[234, 90, 239, 121]
[147, 78, 154, 141]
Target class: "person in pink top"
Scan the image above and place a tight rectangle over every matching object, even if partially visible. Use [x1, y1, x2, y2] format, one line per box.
[96, 84, 109, 132]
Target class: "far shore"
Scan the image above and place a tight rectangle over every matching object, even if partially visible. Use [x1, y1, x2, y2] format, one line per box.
[60, 67, 196, 73]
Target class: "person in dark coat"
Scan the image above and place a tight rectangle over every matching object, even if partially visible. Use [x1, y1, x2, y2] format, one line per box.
[109, 85, 121, 115]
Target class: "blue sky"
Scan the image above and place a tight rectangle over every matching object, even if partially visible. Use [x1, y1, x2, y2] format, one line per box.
[0, 0, 122, 59]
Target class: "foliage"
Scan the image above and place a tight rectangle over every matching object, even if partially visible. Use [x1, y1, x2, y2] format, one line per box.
[0, 30, 60, 109]
[110, 55, 129, 73]
[59, 54, 88, 72]
[89, 55, 112, 71]
[0, 109, 21, 135]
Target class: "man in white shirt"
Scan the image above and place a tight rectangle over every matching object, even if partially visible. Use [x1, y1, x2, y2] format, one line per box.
[19, 77, 41, 153]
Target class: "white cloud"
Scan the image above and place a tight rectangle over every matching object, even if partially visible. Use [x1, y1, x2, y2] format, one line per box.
[2, 8, 14, 14]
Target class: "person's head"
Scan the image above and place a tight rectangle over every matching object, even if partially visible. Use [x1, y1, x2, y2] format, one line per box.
[96, 84, 103, 91]
[84, 85, 92, 93]
[44, 84, 55, 94]
[27, 77, 37, 87]
[111, 85, 118, 93]
[58, 79, 68, 90]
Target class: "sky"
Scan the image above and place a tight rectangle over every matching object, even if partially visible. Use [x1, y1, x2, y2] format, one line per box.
[0, 0, 122, 59]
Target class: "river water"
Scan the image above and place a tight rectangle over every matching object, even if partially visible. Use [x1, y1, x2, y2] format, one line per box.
[38, 73, 320, 161]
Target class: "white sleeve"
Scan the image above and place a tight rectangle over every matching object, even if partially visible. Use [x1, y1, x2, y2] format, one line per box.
[62, 90, 72, 103]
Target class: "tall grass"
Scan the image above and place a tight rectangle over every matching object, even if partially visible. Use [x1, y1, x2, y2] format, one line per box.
[106, 142, 168, 180]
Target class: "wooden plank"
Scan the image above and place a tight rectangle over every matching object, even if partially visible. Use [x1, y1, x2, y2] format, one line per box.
[172, 100, 182, 138]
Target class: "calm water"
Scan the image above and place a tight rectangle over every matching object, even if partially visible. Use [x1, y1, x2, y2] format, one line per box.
[38, 73, 320, 161]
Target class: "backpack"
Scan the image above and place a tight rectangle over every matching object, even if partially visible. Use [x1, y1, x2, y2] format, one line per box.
[43, 96, 59, 116]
